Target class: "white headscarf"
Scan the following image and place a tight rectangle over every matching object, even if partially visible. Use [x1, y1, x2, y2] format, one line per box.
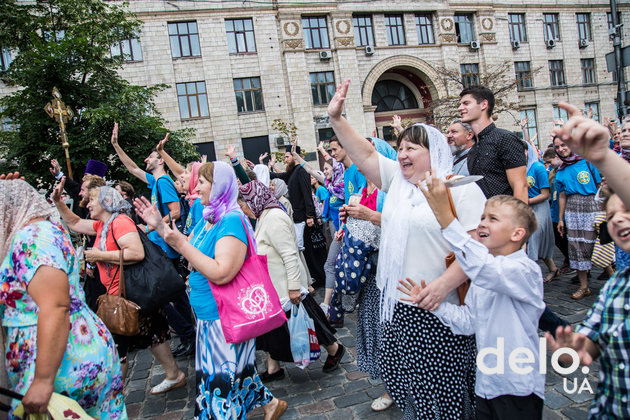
[253, 164, 270, 187]
[377, 123, 453, 322]
[97, 186, 132, 253]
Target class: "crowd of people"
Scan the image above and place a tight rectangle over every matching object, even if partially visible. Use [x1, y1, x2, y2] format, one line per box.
[0, 80, 629, 420]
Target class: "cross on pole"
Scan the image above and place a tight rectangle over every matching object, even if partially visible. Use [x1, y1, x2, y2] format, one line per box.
[44, 87, 75, 180]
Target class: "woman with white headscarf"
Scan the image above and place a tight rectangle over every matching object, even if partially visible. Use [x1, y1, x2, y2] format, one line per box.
[52, 180, 186, 393]
[1, 179, 125, 418]
[328, 80, 486, 419]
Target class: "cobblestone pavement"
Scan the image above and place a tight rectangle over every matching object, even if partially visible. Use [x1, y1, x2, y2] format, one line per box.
[124, 251, 605, 419]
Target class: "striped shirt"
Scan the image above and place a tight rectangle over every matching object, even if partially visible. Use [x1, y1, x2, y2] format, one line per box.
[577, 268, 630, 418]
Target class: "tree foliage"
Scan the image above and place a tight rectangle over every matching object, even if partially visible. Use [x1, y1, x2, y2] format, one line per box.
[0, 0, 198, 188]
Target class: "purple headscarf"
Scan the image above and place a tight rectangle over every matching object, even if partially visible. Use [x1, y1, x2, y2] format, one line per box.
[202, 161, 243, 224]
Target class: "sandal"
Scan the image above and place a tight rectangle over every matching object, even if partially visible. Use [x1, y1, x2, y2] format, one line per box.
[150, 372, 186, 394]
[571, 288, 591, 300]
[544, 269, 559, 283]
[267, 399, 287, 420]
[371, 396, 394, 412]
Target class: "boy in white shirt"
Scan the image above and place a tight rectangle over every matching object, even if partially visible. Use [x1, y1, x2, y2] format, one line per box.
[400, 171, 545, 419]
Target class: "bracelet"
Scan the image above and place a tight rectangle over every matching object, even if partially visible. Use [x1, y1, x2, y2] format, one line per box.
[146, 225, 149, 234]
[55, 171, 64, 180]
[300, 162, 305, 168]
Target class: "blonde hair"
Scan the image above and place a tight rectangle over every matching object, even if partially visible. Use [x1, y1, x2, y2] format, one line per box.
[486, 195, 538, 244]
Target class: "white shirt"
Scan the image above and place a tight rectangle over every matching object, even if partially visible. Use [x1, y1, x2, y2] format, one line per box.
[433, 220, 546, 400]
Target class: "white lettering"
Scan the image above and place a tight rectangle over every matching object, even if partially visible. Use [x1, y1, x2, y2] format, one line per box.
[578, 378, 594, 394]
[563, 378, 578, 394]
[551, 348, 579, 375]
[509, 347, 534, 375]
[477, 337, 504, 375]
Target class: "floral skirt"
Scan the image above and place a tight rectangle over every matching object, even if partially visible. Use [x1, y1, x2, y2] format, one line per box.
[5, 307, 126, 419]
[194, 318, 273, 419]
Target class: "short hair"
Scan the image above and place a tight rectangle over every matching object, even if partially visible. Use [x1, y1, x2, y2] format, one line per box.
[396, 124, 429, 149]
[245, 169, 257, 181]
[486, 195, 538, 244]
[80, 175, 106, 207]
[450, 119, 473, 133]
[459, 86, 495, 117]
[328, 136, 342, 148]
[198, 162, 214, 184]
[115, 180, 135, 199]
[150, 148, 163, 161]
[542, 148, 556, 160]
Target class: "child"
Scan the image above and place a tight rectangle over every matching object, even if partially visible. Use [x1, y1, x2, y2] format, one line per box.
[400, 174, 545, 419]
[546, 188, 630, 419]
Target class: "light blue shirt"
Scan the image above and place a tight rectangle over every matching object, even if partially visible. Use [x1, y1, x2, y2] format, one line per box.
[433, 220, 546, 400]
[343, 164, 367, 204]
[452, 148, 471, 176]
[146, 173, 180, 258]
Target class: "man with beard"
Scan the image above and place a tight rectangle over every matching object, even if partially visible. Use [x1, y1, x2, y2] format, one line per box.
[50, 158, 108, 218]
[446, 120, 475, 176]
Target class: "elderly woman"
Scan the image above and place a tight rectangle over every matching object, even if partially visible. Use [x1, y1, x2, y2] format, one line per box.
[52, 180, 185, 392]
[0, 179, 125, 419]
[239, 181, 343, 379]
[135, 162, 287, 420]
[327, 80, 486, 418]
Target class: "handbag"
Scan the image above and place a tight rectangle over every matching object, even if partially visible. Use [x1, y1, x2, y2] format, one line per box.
[111, 220, 186, 314]
[96, 248, 141, 336]
[209, 214, 287, 344]
[444, 179, 471, 305]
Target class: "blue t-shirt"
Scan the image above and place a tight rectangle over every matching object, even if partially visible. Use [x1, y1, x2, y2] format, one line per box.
[188, 211, 249, 321]
[527, 161, 550, 198]
[344, 164, 367, 204]
[315, 185, 329, 203]
[146, 173, 180, 258]
[555, 159, 601, 196]
[185, 198, 203, 235]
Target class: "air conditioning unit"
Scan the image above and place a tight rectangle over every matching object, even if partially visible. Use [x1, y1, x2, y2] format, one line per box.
[273, 135, 287, 147]
[579, 39, 589, 48]
[319, 50, 332, 60]
[511, 40, 521, 49]
[365, 45, 375, 55]
[545, 39, 556, 48]
[470, 40, 480, 50]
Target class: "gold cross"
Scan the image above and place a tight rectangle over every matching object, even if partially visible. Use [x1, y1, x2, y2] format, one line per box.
[44, 87, 74, 179]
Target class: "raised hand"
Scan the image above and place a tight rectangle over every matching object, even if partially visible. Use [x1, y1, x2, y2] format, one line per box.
[51, 177, 66, 202]
[587, 106, 594, 119]
[49, 159, 61, 176]
[545, 326, 594, 366]
[417, 170, 454, 229]
[201, 154, 208, 164]
[519, 117, 528, 129]
[245, 159, 255, 169]
[110, 122, 119, 146]
[134, 196, 164, 231]
[0, 171, 24, 180]
[225, 145, 236, 160]
[156, 132, 170, 153]
[259, 152, 268, 164]
[162, 218, 187, 250]
[291, 140, 298, 157]
[327, 79, 350, 120]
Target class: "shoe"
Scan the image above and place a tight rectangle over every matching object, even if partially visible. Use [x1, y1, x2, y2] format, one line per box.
[268, 399, 287, 420]
[544, 269, 560, 284]
[323, 344, 345, 373]
[559, 265, 575, 275]
[150, 372, 186, 394]
[571, 288, 592, 300]
[172, 341, 194, 358]
[259, 368, 285, 382]
[371, 396, 394, 412]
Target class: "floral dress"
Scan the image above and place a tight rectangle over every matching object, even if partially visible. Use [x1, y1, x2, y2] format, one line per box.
[0, 221, 126, 419]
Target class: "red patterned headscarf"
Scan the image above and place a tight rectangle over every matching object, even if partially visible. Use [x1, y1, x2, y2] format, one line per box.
[239, 180, 282, 219]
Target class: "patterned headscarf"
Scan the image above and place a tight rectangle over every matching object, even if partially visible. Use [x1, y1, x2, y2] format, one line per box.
[97, 186, 132, 253]
[271, 178, 288, 199]
[187, 162, 202, 206]
[557, 150, 583, 170]
[202, 161, 243, 224]
[239, 180, 282, 219]
[0, 180, 57, 261]
[326, 159, 345, 201]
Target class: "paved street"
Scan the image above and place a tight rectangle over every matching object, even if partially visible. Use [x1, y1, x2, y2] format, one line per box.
[124, 251, 605, 419]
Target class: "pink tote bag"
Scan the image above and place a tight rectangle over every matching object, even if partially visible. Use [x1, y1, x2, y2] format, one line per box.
[210, 215, 287, 343]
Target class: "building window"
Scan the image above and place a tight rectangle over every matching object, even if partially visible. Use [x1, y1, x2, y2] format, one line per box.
[371, 80, 418, 112]
[553, 105, 569, 122]
[385, 14, 406, 46]
[176, 81, 209, 119]
[514, 61, 533, 91]
[548, 60, 565, 87]
[0, 106, 13, 132]
[543, 13, 560, 41]
[581, 59, 596, 85]
[415, 14, 435, 45]
[508, 13, 527, 43]
[110, 36, 143, 62]
[0, 48, 12, 70]
[233, 77, 264, 113]
[303, 16, 329, 49]
[460, 63, 480, 88]
[519, 109, 538, 145]
[454, 13, 475, 44]
[584, 102, 600, 122]
[607, 12, 622, 38]
[353, 15, 374, 47]
[576, 13, 592, 41]
[225, 18, 256, 53]
[310, 71, 335, 106]
[168, 21, 201, 58]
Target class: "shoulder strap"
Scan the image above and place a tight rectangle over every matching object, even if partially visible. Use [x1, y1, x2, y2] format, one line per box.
[235, 213, 256, 259]
[154, 176, 166, 217]
[453, 154, 468, 166]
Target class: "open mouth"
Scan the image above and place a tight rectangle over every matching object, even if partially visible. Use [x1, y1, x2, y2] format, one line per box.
[400, 162, 412, 169]
[478, 232, 489, 238]
[618, 228, 630, 240]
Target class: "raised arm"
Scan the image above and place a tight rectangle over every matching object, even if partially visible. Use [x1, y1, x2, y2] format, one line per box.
[292, 142, 325, 184]
[226, 145, 251, 185]
[51, 178, 96, 236]
[110, 122, 148, 183]
[156, 133, 185, 178]
[327, 79, 382, 188]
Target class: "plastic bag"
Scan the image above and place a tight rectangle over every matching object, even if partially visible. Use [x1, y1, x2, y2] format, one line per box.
[288, 303, 319, 369]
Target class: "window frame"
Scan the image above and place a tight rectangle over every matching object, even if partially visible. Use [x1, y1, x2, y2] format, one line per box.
[385, 14, 406, 46]
[168, 21, 201, 59]
[580, 58, 596, 85]
[225, 18, 257, 54]
[508, 13, 527, 43]
[176, 81, 210, 120]
[519, 109, 538, 146]
[454, 13, 476, 44]
[310, 71, 336, 106]
[576, 13, 592, 41]
[0, 47, 12, 70]
[415, 13, 435, 45]
[111, 36, 143, 62]
[514, 61, 533, 91]
[553, 104, 569, 122]
[302, 16, 330, 50]
[460, 63, 480, 88]
[584, 102, 600, 122]
[233, 77, 264, 113]
[543, 13, 560, 41]
[607, 12, 623, 38]
[352, 14, 374, 47]
[548, 60, 565, 87]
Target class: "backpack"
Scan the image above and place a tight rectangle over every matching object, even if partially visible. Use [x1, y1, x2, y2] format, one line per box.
[155, 177, 190, 235]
